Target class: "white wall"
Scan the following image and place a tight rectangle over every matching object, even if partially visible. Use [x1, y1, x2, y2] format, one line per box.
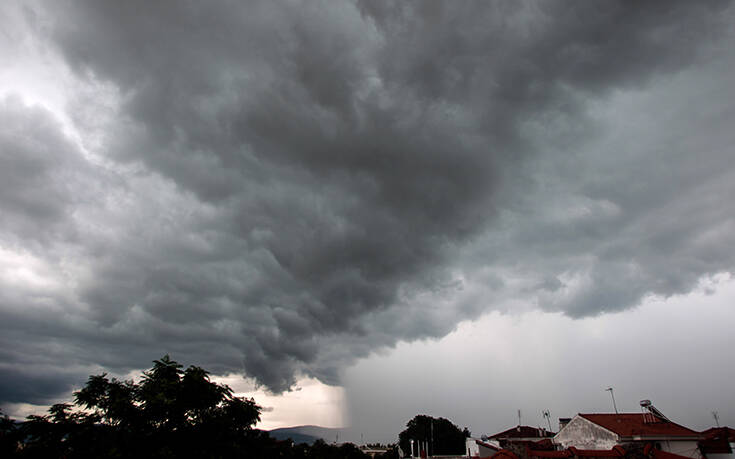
[466, 438, 480, 457]
[465, 438, 500, 458]
[554, 415, 618, 450]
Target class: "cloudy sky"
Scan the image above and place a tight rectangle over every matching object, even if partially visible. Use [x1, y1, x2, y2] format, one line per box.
[1, 0, 734, 443]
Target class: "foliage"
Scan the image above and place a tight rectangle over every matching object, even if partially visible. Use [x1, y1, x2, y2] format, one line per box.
[0, 355, 368, 458]
[0, 409, 21, 456]
[308, 438, 368, 459]
[398, 414, 466, 456]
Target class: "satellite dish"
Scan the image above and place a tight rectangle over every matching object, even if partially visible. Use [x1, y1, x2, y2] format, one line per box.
[640, 400, 652, 407]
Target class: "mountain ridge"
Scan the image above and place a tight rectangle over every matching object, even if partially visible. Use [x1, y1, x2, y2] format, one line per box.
[267, 425, 344, 445]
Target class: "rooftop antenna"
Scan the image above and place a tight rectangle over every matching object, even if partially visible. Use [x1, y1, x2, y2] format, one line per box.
[518, 409, 522, 426]
[712, 411, 720, 427]
[605, 387, 619, 414]
[543, 410, 552, 431]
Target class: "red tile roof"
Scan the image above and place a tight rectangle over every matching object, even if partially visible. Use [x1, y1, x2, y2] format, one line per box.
[529, 446, 626, 458]
[701, 426, 735, 442]
[578, 414, 700, 438]
[568, 446, 626, 457]
[529, 449, 573, 458]
[490, 425, 556, 439]
[490, 449, 520, 459]
[699, 427, 734, 454]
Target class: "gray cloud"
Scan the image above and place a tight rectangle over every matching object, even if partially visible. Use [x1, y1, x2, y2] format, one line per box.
[0, 97, 87, 246]
[1, 0, 734, 405]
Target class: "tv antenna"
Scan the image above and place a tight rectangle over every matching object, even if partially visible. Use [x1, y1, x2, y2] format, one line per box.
[605, 387, 618, 414]
[542, 410, 552, 431]
[712, 411, 720, 427]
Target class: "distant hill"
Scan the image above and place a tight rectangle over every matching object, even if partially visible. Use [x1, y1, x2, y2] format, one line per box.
[268, 425, 343, 445]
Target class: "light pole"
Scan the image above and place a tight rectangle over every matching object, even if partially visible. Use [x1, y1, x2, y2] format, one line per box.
[431, 419, 434, 457]
[605, 387, 618, 414]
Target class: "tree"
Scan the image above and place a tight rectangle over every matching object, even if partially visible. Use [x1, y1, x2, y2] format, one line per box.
[0, 409, 21, 456]
[4, 355, 369, 458]
[398, 414, 466, 456]
[14, 355, 262, 458]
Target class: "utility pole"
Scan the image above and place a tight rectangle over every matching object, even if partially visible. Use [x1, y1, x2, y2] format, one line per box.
[606, 387, 618, 414]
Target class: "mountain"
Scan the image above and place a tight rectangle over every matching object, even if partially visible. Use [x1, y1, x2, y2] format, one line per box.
[268, 425, 344, 445]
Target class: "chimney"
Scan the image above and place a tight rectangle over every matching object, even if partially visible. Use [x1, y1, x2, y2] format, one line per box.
[559, 418, 571, 431]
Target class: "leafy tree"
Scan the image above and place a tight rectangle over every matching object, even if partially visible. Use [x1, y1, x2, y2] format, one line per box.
[398, 414, 466, 456]
[308, 438, 367, 459]
[11, 355, 262, 458]
[3, 355, 369, 458]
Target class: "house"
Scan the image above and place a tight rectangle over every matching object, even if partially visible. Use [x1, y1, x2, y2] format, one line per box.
[467, 437, 502, 458]
[489, 426, 556, 446]
[490, 440, 699, 459]
[554, 412, 702, 459]
[699, 427, 734, 459]
[489, 442, 626, 459]
[700, 428, 735, 443]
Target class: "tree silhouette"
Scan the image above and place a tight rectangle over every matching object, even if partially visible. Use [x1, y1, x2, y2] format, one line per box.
[0, 409, 21, 457]
[10, 355, 262, 457]
[3, 356, 368, 458]
[398, 414, 466, 456]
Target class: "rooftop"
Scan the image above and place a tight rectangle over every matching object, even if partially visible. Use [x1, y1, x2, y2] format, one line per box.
[577, 413, 699, 438]
[699, 427, 734, 454]
[490, 425, 556, 440]
[701, 426, 735, 442]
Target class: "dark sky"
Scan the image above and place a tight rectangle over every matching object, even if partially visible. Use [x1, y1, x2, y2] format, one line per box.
[1, 0, 734, 437]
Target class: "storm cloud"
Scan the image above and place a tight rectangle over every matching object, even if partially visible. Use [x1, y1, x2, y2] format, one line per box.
[1, 0, 734, 404]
